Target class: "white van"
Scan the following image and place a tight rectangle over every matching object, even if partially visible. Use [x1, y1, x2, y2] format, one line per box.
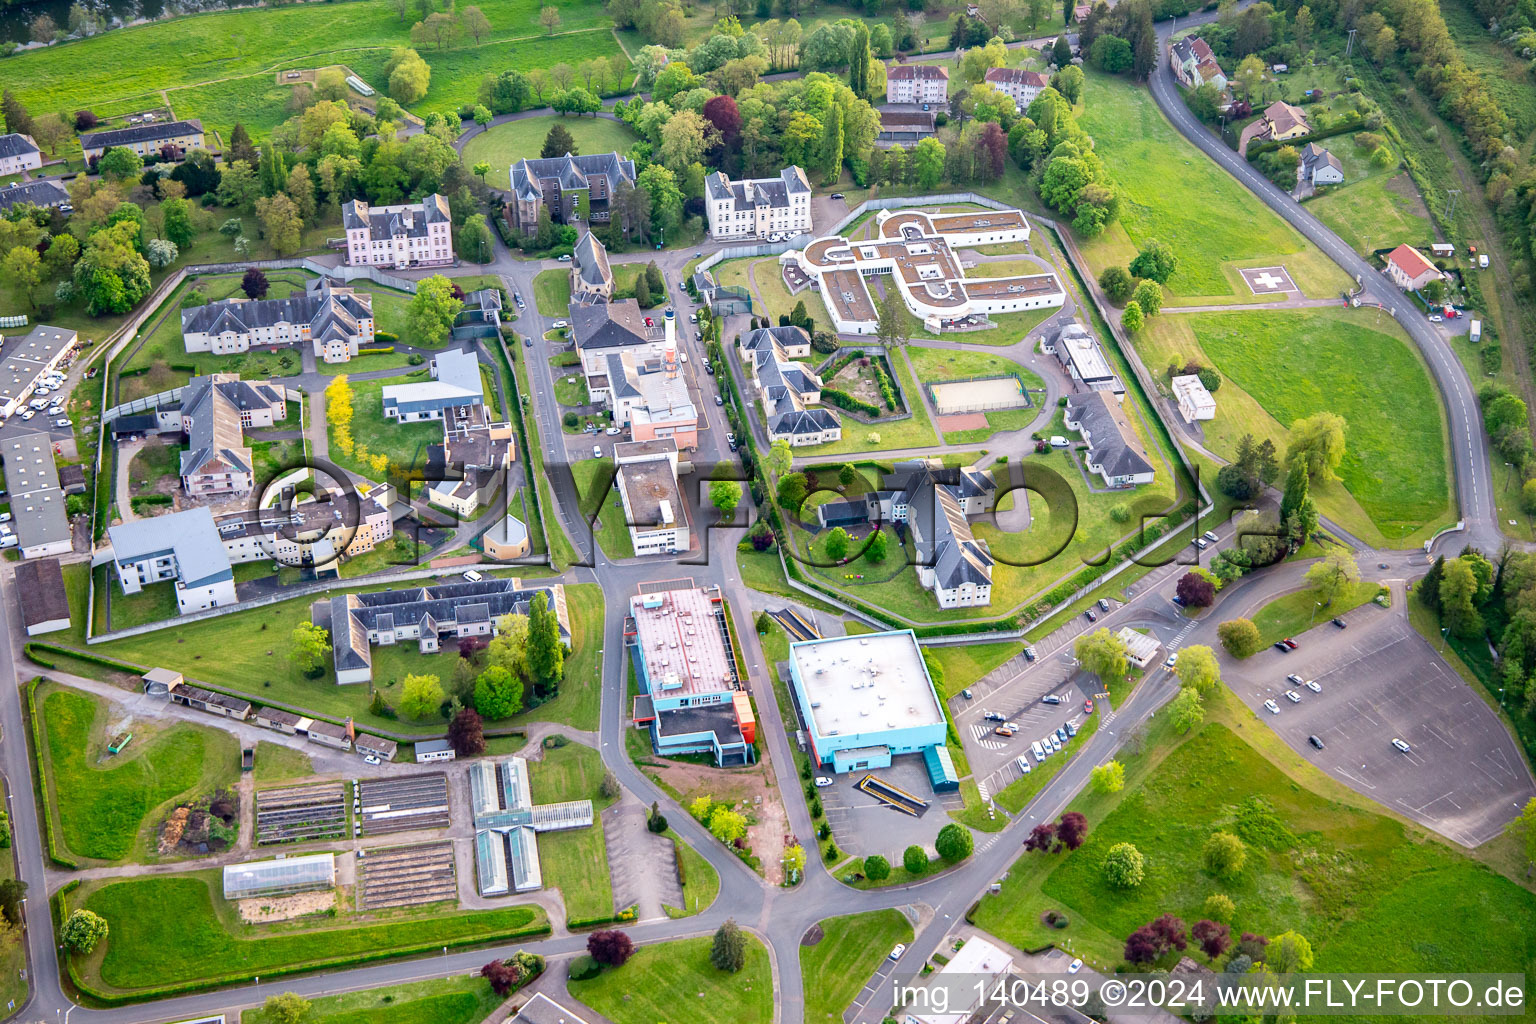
[461, 570, 483, 583]
[1049, 435, 1069, 448]
[1031, 740, 1046, 762]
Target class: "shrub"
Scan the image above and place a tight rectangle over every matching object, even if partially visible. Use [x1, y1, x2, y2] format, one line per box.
[903, 845, 928, 875]
[587, 929, 635, 966]
[863, 854, 891, 880]
[1102, 842, 1145, 888]
[935, 823, 973, 863]
[567, 954, 602, 981]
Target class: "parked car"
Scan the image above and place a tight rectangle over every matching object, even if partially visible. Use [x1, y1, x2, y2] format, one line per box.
[523, 336, 532, 347]
[1024, 646, 1037, 661]
[1285, 690, 1302, 703]
[1282, 638, 1299, 650]
[725, 432, 736, 444]
[1429, 314, 1443, 322]
[1066, 721, 1077, 738]
[1068, 959, 1083, 975]
[0, 536, 16, 549]
[1304, 679, 1321, 693]
[983, 711, 1006, 722]
[889, 944, 906, 961]
[19, 411, 33, 420]
[1084, 698, 1095, 715]
[593, 445, 603, 458]
[1049, 435, 1069, 448]
[1097, 598, 1109, 611]
[1273, 640, 1290, 652]
[1164, 652, 1179, 668]
[557, 254, 572, 262]
[1085, 608, 1097, 622]
[0, 513, 11, 523]
[1192, 537, 1208, 549]
[53, 418, 70, 428]
[814, 776, 833, 788]
[715, 396, 724, 406]
[1016, 756, 1032, 774]
[363, 755, 381, 765]
[1391, 737, 1411, 752]
[1332, 617, 1347, 629]
[1308, 734, 1324, 749]
[1041, 694, 1061, 705]
[552, 319, 568, 329]
[994, 725, 1016, 737]
[1264, 699, 1280, 714]
[831, 192, 846, 200]
[961, 688, 974, 700]
[605, 427, 621, 436]
[1287, 673, 1304, 686]
[1204, 530, 1219, 542]
[462, 570, 483, 583]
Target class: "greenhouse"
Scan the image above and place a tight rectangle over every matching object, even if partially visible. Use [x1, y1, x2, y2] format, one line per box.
[222, 852, 336, 900]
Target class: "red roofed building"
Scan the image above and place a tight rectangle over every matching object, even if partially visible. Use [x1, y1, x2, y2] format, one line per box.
[984, 67, 1050, 112]
[886, 62, 949, 106]
[1385, 244, 1443, 292]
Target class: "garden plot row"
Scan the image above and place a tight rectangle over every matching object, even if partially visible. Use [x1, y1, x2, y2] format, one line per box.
[356, 773, 450, 836]
[358, 841, 457, 910]
[256, 782, 346, 845]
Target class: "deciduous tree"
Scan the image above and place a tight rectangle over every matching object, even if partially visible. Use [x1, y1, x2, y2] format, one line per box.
[1286, 412, 1347, 481]
[448, 707, 486, 755]
[1202, 831, 1247, 877]
[406, 274, 463, 345]
[288, 622, 330, 674]
[1169, 686, 1204, 734]
[262, 993, 311, 1024]
[1055, 811, 1088, 850]
[1177, 571, 1215, 608]
[903, 844, 928, 874]
[1306, 549, 1360, 606]
[61, 909, 109, 953]
[588, 929, 635, 966]
[863, 854, 890, 880]
[473, 665, 524, 719]
[1128, 239, 1177, 283]
[400, 673, 445, 719]
[1102, 842, 1145, 887]
[935, 823, 973, 863]
[1174, 644, 1220, 693]
[1217, 618, 1261, 658]
[539, 5, 561, 34]
[1090, 760, 1125, 793]
[1074, 628, 1128, 682]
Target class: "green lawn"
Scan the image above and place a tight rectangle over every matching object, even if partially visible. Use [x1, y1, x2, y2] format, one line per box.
[0, 776, 26, 1015]
[1076, 71, 1351, 302]
[571, 458, 636, 560]
[463, 115, 642, 190]
[1149, 308, 1453, 543]
[906, 344, 1047, 441]
[326, 376, 444, 479]
[5, 0, 615, 118]
[251, 743, 314, 784]
[126, 442, 181, 497]
[533, 268, 573, 318]
[38, 684, 239, 862]
[554, 373, 589, 407]
[239, 975, 503, 1024]
[663, 828, 721, 918]
[801, 910, 914, 1023]
[1249, 579, 1382, 648]
[974, 700, 1536, 980]
[924, 640, 1022, 697]
[793, 350, 939, 457]
[529, 739, 617, 923]
[1303, 140, 1434, 256]
[72, 872, 547, 996]
[568, 935, 773, 1024]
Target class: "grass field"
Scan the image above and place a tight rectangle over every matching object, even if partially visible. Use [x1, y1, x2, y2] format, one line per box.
[972, 689, 1536, 979]
[528, 738, 617, 922]
[325, 376, 444, 479]
[240, 975, 503, 1024]
[568, 935, 774, 1024]
[663, 827, 721, 917]
[0, 776, 25, 1015]
[4, 0, 616, 118]
[251, 743, 314, 784]
[1250, 579, 1381, 648]
[73, 872, 546, 995]
[906, 344, 1046, 441]
[1136, 308, 1452, 543]
[39, 684, 239, 862]
[463, 116, 642, 190]
[1303, 141, 1434, 256]
[801, 910, 913, 1022]
[1076, 71, 1351, 301]
[533, 269, 572, 318]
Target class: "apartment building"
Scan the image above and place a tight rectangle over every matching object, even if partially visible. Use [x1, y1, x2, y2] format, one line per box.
[704, 167, 813, 240]
[342, 194, 453, 268]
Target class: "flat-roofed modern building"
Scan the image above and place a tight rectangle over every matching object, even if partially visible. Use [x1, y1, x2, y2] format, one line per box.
[1042, 321, 1125, 400]
[906, 936, 1014, 1024]
[626, 585, 753, 766]
[3, 432, 72, 559]
[788, 629, 948, 775]
[0, 324, 77, 419]
[614, 438, 689, 555]
[1170, 373, 1216, 423]
[222, 852, 335, 900]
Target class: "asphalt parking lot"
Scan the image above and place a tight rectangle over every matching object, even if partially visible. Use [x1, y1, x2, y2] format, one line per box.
[819, 755, 962, 860]
[1226, 605, 1536, 846]
[959, 671, 1096, 802]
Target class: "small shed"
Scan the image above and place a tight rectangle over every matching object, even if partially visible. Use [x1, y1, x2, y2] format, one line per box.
[142, 667, 183, 696]
[415, 738, 456, 763]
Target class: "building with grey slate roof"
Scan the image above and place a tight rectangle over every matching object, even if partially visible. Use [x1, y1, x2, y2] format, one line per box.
[885, 62, 949, 105]
[0, 134, 41, 176]
[342, 194, 452, 268]
[106, 506, 236, 614]
[743, 326, 841, 446]
[1064, 391, 1155, 489]
[865, 461, 996, 608]
[1299, 142, 1344, 187]
[0, 179, 69, 215]
[2, 432, 72, 559]
[570, 231, 614, 303]
[704, 166, 812, 240]
[508, 151, 636, 235]
[176, 374, 286, 497]
[79, 119, 203, 161]
[183, 279, 375, 364]
[325, 578, 569, 684]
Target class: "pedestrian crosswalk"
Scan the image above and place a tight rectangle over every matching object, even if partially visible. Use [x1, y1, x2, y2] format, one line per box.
[968, 723, 1008, 750]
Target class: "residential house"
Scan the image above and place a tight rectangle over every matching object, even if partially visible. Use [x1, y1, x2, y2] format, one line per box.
[1298, 142, 1344, 186]
[177, 374, 287, 497]
[508, 151, 637, 235]
[182, 279, 375, 364]
[570, 231, 614, 303]
[356, 735, 397, 761]
[105, 507, 237, 614]
[983, 67, 1049, 112]
[614, 439, 689, 556]
[1064, 392, 1155, 488]
[342, 194, 453, 268]
[1385, 243, 1443, 292]
[1170, 374, 1216, 423]
[1260, 100, 1310, 141]
[1170, 37, 1227, 93]
[0, 180, 69, 215]
[885, 63, 949, 106]
[79, 119, 203, 161]
[0, 134, 41, 176]
[704, 167, 813, 240]
[1042, 321, 1125, 399]
[2, 432, 72, 559]
[382, 348, 483, 422]
[742, 326, 840, 446]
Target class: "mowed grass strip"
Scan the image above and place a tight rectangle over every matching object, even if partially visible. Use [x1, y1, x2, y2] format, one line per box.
[239, 974, 501, 1024]
[1250, 579, 1382, 648]
[1188, 308, 1451, 536]
[42, 686, 237, 861]
[801, 910, 913, 1022]
[568, 935, 774, 1024]
[464, 116, 642, 190]
[1075, 71, 1348, 300]
[529, 739, 617, 923]
[78, 873, 545, 993]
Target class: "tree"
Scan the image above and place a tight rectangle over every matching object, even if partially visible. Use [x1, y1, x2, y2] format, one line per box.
[262, 993, 311, 1024]
[1, 91, 32, 137]
[768, 439, 793, 477]
[777, 472, 809, 511]
[73, 220, 151, 316]
[44, 234, 80, 279]
[1306, 549, 1360, 606]
[1204, 893, 1235, 924]
[1091, 760, 1125, 794]
[825, 526, 850, 561]
[1278, 460, 1311, 537]
[1099, 265, 1134, 303]
[400, 673, 445, 719]
[1024, 822, 1057, 852]
[1265, 931, 1314, 973]
[255, 193, 303, 256]
[461, 4, 491, 42]
[1, 247, 41, 309]
[1169, 686, 1205, 734]
[539, 5, 561, 34]
[1131, 278, 1162, 316]
[240, 267, 269, 300]
[1102, 842, 1145, 888]
[1176, 571, 1216, 609]
[876, 284, 909, 351]
[634, 272, 652, 308]
[61, 909, 109, 954]
[863, 854, 891, 880]
[588, 929, 635, 966]
[1287, 412, 1347, 481]
[1120, 300, 1144, 332]
[913, 137, 945, 189]
[0, 879, 25, 926]
[1074, 628, 1128, 682]
[865, 530, 888, 562]
[541, 123, 577, 159]
[474, 665, 524, 719]
[1203, 831, 1247, 877]
[527, 591, 565, 694]
[838, 463, 857, 488]
[386, 47, 432, 104]
[289, 622, 330, 674]
[1217, 618, 1261, 659]
[458, 214, 494, 264]
[711, 479, 742, 522]
[1174, 644, 1220, 693]
[480, 958, 523, 996]
[97, 146, 141, 182]
[935, 823, 973, 863]
[1128, 239, 1177, 283]
[30, 12, 57, 42]
[1090, 33, 1133, 72]
[903, 845, 929, 874]
[782, 843, 806, 877]
[1055, 811, 1088, 850]
[1192, 919, 1232, 960]
[406, 275, 463, 346]
[711, 919, 747, 972]
[448, 707, 486, 755]
[1053, 34, 1073, 65]
[1440, 556, 1484, 639]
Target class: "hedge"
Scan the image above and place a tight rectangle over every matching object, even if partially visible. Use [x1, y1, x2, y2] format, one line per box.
[167, 362, 197, 374]
[24, 679, 79, 870]
[27, 643, 142, 676]
[356, 345, 396, 355]
[374, 331, 399, 343]
[820, 388, 880, 417]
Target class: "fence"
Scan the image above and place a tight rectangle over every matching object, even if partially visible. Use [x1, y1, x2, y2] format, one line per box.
[927, 373, 1032, 415]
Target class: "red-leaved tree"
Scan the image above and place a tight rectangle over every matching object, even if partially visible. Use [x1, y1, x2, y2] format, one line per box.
[588, 929, 635, 966]
[1176, 571, 1215, 608]
[1023, 822, 1057, 852]
[1055, 811, 1089, 851]
[1192, 919, 1231, 960]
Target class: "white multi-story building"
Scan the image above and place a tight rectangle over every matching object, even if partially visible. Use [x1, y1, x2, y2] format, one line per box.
[704, 167, 813, 240]
[0, 134, 41, 176]
[885, 63, 949, 106]
[983, 67, 1049, 112]
[342, 195, 453, 268]
[107, 507, 238, 614]
[614, 439, 689, 556]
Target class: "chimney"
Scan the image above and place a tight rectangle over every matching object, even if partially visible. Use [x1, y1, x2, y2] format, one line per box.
[664, 308, 677, 379]
[742, 179, 754, 204]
